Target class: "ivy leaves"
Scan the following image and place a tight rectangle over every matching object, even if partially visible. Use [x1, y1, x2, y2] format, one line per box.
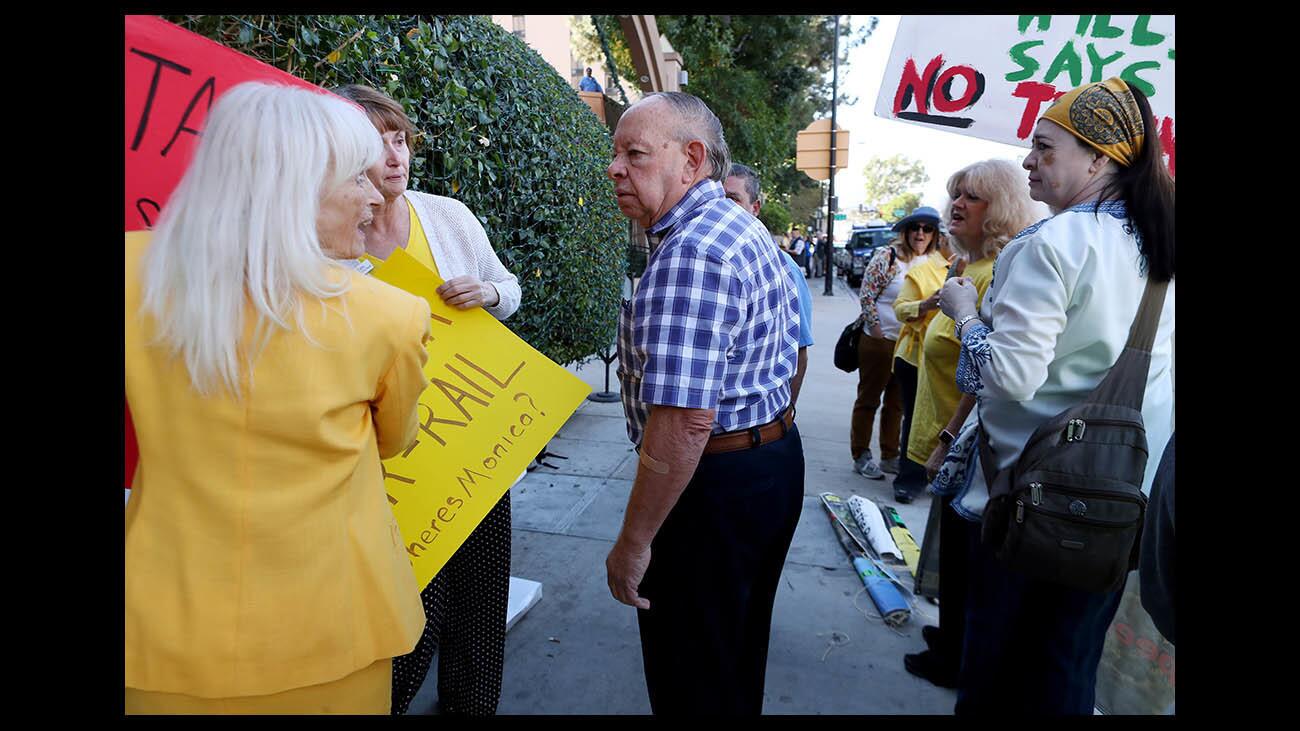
[169, 14, 626, 365]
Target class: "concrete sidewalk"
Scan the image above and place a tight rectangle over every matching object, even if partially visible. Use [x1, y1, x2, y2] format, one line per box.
[411, 272, 956, 715]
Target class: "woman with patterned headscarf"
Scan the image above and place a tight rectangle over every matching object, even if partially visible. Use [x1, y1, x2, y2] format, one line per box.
[937, 78, 1174, 715]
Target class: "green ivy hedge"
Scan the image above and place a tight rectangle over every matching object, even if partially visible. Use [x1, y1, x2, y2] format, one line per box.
[167, 14, 626, 366]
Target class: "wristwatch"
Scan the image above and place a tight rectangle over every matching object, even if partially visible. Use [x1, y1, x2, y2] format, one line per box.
[938, 429, 956, 446]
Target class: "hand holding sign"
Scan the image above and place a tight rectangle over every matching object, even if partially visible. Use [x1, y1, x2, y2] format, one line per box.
[437, 275, 500, 310]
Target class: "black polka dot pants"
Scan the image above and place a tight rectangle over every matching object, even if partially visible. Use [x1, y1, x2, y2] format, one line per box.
[391, 491, 511, 716]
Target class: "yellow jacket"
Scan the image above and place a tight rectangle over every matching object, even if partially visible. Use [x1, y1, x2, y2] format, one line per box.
[125, 231, 431, 698]
[891, 252, 950, 367]
[908, 255, 996, 464]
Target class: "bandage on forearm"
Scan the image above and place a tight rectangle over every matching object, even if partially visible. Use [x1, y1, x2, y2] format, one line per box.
[639, 450, 670, 474]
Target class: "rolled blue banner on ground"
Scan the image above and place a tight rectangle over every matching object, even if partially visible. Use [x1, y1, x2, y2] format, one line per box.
[852, 556, 911, 627]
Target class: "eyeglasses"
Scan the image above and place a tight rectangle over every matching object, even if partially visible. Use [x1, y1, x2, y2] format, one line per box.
[908, 223, 936, 234]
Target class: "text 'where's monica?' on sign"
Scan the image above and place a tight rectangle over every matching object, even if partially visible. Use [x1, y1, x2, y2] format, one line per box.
[367, 248, 591, 588]
[875, 15, 1174, 175]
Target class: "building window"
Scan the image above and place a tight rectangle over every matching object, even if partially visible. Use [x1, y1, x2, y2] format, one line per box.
[512, 15, 526, 40]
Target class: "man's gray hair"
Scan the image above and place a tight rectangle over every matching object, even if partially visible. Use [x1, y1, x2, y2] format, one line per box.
[641, 91, 731, 182]
[727, 163, 763, 207]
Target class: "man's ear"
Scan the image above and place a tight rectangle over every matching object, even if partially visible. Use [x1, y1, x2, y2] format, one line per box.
[682, 139, 707, 183]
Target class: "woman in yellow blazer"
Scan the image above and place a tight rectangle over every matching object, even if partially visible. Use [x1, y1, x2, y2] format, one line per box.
[125, 83, 432, 714]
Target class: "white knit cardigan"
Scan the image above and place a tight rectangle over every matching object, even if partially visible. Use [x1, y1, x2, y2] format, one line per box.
[404, 189, 522, 321]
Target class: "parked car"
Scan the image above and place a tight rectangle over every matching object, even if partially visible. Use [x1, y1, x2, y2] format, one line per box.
[839, 226, 895, 289]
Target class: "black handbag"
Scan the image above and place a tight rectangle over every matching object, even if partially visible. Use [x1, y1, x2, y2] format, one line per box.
[833, 320, 861, 372]
[834, 248, 894, 373]
[978, 278, 1168, 594]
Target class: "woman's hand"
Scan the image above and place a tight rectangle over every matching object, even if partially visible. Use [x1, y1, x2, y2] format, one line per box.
[926, 442, 947, 480]
[940, 277, 979, 320]
[919, 290, 943, 315]
[436, 276, 500, 310]
[869, 323, 884, 338]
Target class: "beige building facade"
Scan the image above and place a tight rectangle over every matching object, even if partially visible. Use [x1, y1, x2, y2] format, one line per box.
[491, 14, 617, 94]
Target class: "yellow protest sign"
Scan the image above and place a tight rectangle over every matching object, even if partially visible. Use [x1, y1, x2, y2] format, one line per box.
[367, 248, 591, 588]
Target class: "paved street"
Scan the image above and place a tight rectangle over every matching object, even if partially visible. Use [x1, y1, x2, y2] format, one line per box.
[410, 269, 957, 715]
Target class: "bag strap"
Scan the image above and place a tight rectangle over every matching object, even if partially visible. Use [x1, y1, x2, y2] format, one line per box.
[1089, 277, 1169, 409]
[1125, 278, 1169, 353]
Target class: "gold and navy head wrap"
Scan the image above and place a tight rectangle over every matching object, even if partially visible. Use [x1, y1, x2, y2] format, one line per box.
[1041, 78, 1145, 167]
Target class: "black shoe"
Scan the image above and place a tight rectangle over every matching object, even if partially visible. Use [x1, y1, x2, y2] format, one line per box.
[921, 624, 942, 652]
[904, 649, 959, 689]
[894, 487, 914, 504]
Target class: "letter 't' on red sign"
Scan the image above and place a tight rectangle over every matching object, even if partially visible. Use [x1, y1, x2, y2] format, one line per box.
[124, 15, 329, 232]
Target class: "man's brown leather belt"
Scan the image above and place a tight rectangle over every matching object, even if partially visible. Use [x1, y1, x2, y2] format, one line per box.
[702, 408, 795, 455]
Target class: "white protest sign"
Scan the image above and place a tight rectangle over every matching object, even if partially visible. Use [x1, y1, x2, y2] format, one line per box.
[875, 15, 1174, 174]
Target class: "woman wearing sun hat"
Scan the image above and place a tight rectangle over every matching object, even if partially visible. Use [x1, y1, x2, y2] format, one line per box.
[849, 205, 943, 481]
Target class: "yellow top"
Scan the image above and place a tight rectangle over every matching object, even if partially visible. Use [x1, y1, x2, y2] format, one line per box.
[907, 254, 995, 464]
[400, 198, 440, 277]
[891, 252, 950, 367]
[125, 231, 432, 698]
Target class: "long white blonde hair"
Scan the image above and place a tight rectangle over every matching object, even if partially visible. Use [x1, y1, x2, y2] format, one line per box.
[140, 82, 382, 397]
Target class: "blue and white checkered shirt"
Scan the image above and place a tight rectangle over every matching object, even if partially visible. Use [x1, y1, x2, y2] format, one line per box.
[616, 179, 800, 447]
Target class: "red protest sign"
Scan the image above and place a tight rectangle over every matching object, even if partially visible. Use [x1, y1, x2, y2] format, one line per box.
[124, 16, 334, 487]
[125, 15, 327, 230]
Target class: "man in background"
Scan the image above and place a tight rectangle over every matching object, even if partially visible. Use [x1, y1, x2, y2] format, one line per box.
[724, 163, 814, 407]
[579, 67, 603, 93]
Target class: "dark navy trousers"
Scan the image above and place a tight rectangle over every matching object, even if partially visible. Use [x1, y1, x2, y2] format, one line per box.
[635, 425, 804, 715]
[956, 519, 1124, 716]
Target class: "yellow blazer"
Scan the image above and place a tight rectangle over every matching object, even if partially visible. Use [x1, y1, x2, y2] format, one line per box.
[125, 231, 431, 698]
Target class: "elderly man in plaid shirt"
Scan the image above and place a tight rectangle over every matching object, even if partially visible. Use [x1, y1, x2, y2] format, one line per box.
[605, 91, 804, 715]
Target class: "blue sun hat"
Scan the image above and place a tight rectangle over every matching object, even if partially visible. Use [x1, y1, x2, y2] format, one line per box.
[891, 206, 942, 232]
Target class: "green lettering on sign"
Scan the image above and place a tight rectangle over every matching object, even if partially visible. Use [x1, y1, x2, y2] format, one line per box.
[1044, 40, 1083, 88]
[1085, 44, 1125, 83]
[1007, 40, 1045, 82]
[1018, 15, 1050, 33]
[1090, 15, 1124, 39]
[1131, 15, 1166, 46]
[1120, 61, 1159, 97]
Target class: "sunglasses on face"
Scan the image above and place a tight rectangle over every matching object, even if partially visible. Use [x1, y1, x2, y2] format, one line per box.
[908, 224, 936, 234]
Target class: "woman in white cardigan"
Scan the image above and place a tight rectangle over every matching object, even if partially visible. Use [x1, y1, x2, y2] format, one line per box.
[333, 84, 519, 716]
[937, 78, 1174, 716]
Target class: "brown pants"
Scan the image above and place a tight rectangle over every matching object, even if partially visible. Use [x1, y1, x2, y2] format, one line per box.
[850, 332, 902, 460]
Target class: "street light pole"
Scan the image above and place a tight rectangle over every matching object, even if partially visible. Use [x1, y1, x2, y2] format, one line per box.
[824, 14, 838, 296]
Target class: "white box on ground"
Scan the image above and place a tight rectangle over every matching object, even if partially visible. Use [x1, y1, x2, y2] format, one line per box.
[506, 577, 543, 632]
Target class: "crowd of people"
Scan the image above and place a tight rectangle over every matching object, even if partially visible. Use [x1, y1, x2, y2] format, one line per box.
[124, 74, 1174, 716]
[781, 227, 826, 278]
